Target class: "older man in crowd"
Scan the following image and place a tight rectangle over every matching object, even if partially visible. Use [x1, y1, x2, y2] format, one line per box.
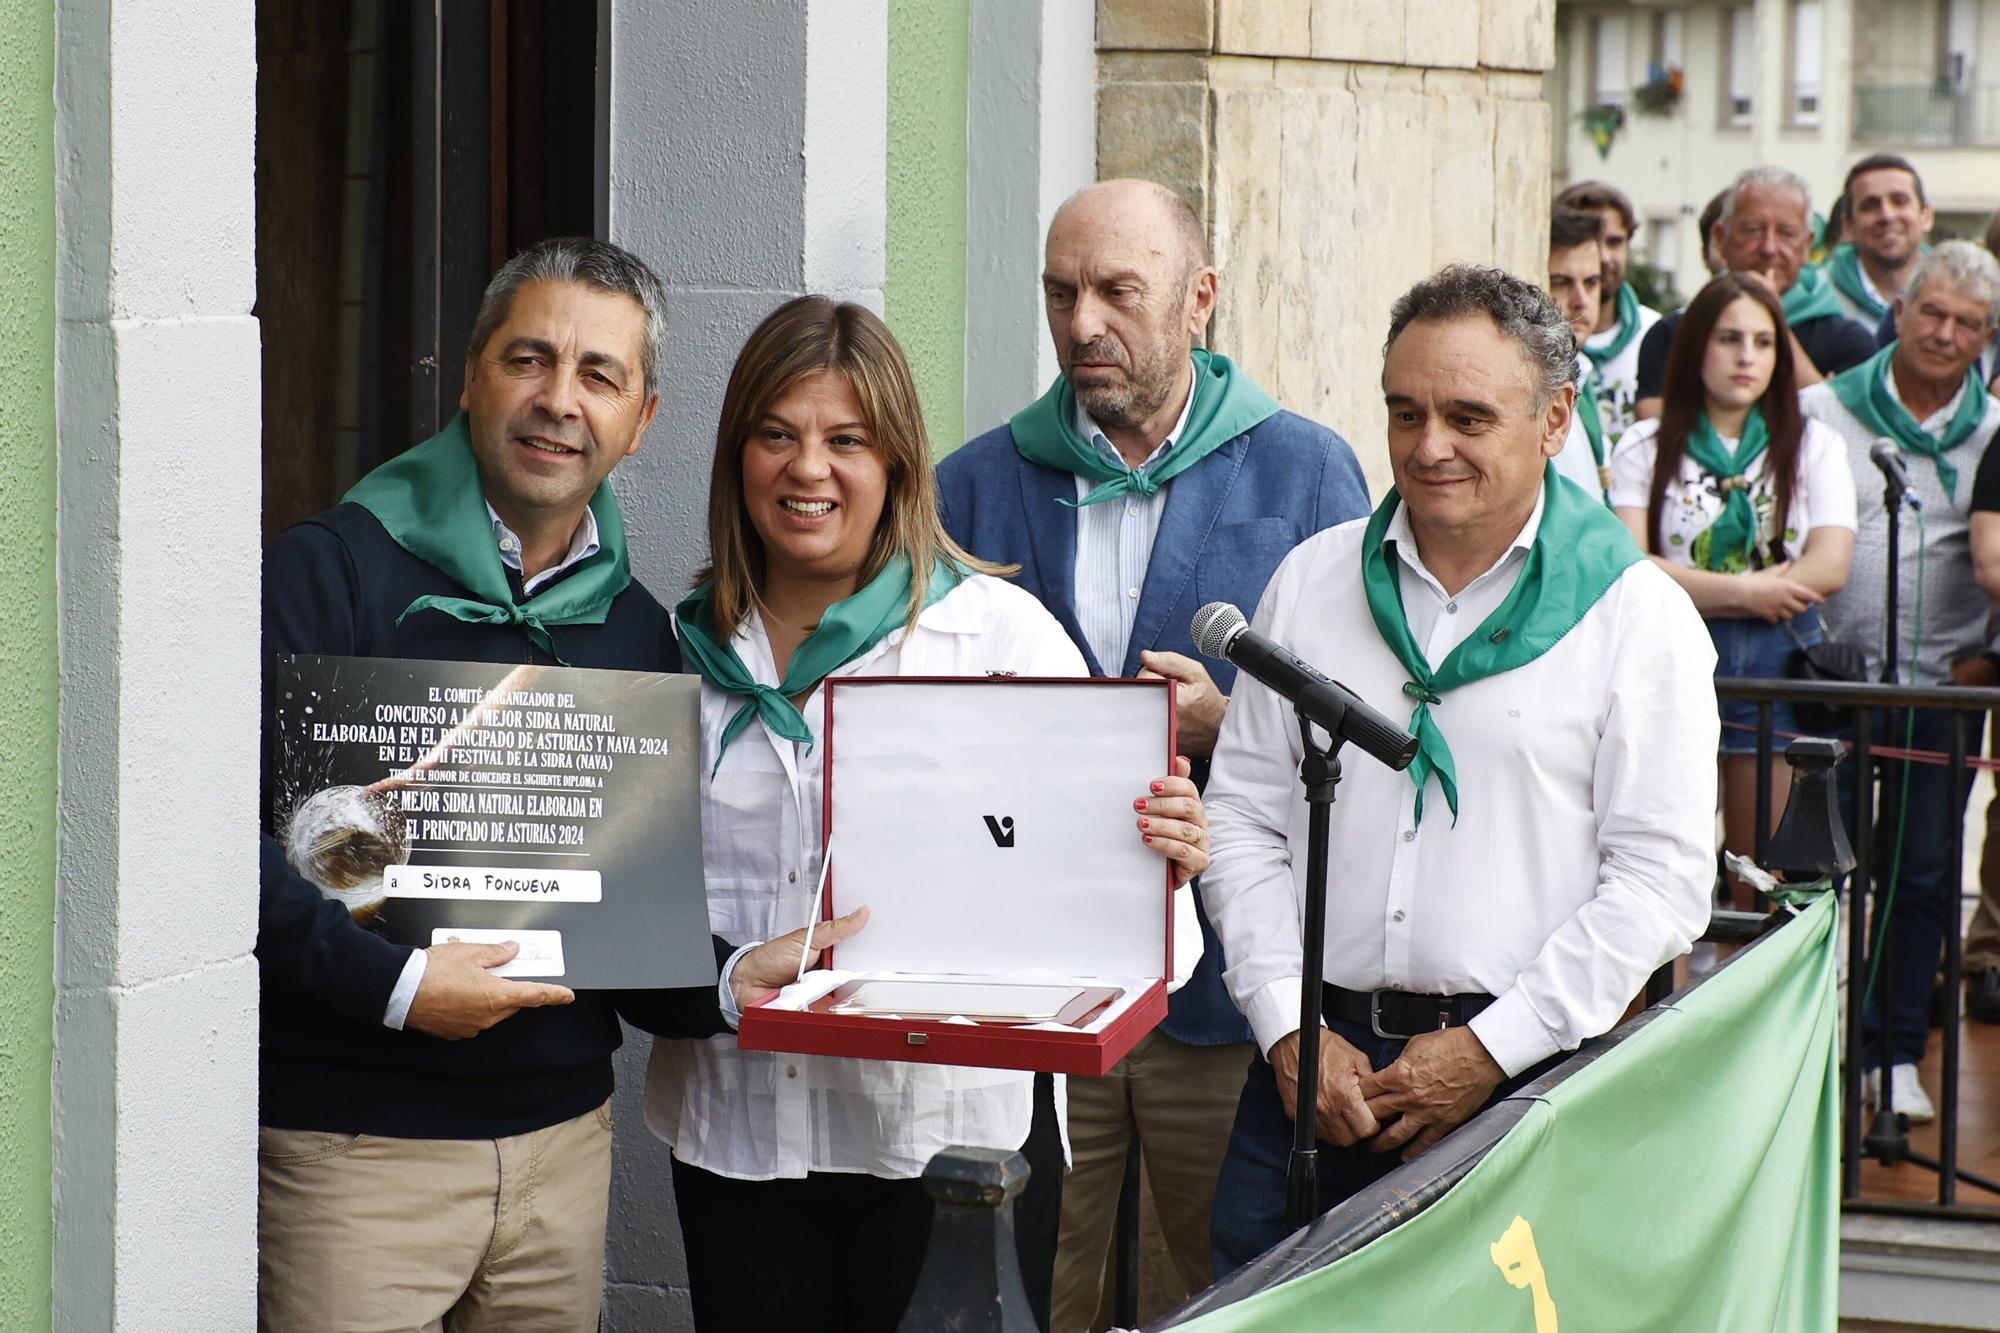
[1556, 180, 1662, 440]
[1825, 154, 1934, 336]
[1200, 265, 1718, 1271]
[1636, 167, 1878, 419]
[1807, 240, 2000, 1120]
[258, 238, 833, 1331]
[938, 178, 1368, 1328]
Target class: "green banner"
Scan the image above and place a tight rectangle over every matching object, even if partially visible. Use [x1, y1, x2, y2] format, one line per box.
[1180, 895, 1839, 1332]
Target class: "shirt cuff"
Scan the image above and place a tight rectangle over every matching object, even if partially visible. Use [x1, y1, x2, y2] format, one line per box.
[1244, 977, 1310, 1057]
[382, 949, 428, 1030]
[1466, 988, 1561, 1079]
[718, 942, 760, 1032]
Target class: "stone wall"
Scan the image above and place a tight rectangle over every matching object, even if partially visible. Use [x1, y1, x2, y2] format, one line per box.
[1098, 0, 1555, 490]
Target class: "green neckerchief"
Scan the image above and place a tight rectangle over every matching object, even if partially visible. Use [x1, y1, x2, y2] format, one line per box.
[1575, 375, 1607, 470]
[1825, 244, 1895, 322]
[1684, 407, 1772, 572]
[1009, 348, 1279, 506]
[344, 412, 630, 663]
[676, 556, 967, 774]
[1360, 465, 1642, 824]
[1828, 342, 1991, 501]
[1781, 264, 1845, 326]
[1583, 283, 1644, 370]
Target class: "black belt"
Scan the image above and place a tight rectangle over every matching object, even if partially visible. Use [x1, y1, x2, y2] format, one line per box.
[1324, 984, 1495, 1040]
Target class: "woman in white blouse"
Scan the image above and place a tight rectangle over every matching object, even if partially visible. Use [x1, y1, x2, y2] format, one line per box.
[646, 296, 1210, 1332]
[1609, 273, 1857, 907]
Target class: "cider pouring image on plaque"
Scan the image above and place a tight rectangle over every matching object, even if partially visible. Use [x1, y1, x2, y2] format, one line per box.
[269, 654, 712, 989]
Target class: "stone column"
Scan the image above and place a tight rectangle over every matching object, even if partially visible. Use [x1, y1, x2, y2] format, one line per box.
[1098, 0, 1556, 489]
[52, 0, 262, 1325]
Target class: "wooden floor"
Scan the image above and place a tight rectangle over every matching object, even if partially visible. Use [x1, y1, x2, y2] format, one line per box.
[1857, 1009, 2000, 1207]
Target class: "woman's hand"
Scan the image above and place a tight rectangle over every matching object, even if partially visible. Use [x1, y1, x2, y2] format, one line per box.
[729, 906, 871, 1011]
[1733, 571, 1823, 624]
[1135, 755, 1210, 886]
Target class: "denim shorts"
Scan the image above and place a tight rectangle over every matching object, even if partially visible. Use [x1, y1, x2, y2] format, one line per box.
[1708, 608, 1821, 755]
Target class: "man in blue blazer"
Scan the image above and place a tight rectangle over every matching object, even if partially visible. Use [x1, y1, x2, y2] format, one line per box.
[938, 179, 1368, 1326]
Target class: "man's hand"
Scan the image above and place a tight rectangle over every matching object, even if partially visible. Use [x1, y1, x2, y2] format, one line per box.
[729, 907, 872, 1011]
[404, 940, 576, 1040]
[1951, 655, 2000, 688]
[1358, 1027, 1505, 1160]
[1138, 650, 1227, 757]
[1269, 1027, 1379, 1147]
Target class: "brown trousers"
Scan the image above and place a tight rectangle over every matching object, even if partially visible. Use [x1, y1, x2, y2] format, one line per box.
[257, 1101, 613, 1333]
[1049, 1031, 1255, 1333]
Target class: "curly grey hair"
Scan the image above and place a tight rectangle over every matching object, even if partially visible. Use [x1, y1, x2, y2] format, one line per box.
[1718, 166, 1812, 231]
[1384, 264, 1577, 406]
[467, 237, 670, 394]
[1904, 239, 2000, 327]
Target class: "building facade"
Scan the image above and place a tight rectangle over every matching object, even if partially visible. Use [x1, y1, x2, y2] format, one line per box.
[2, 1, 1554, 1327]
[1552, 0, 2000, 303]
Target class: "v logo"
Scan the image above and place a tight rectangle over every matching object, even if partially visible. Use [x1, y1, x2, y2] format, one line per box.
[982, 815, 1016, 848]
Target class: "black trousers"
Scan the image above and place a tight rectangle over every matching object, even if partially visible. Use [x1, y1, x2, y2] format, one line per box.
[671, 1158, 935, 1333]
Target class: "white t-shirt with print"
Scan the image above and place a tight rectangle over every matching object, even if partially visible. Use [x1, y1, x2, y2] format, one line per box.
[1608, 416, 1858, 570]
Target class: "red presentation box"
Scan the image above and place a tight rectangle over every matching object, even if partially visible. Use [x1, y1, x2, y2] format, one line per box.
[737, 676, 1177, 1077]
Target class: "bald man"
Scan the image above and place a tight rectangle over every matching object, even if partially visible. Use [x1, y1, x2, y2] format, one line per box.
[938, 179, 1368, 1328]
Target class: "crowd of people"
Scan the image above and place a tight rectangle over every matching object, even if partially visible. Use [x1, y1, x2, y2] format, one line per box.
[253, 162, 2000, 1333]
[1546, 160, 2000, 1126]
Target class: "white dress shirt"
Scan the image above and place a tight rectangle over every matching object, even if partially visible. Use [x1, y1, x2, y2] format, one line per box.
[1071, 361, 1198, 673]
[380, 501, 608, 1029]
[1200, 492, 1719, 1077]
[645, 574, 1200, 1180]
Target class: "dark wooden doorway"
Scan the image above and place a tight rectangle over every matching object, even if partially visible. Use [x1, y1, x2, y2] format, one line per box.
[256, 0, 602, 536]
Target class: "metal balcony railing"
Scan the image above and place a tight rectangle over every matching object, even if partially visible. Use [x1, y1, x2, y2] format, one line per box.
[1853, 82, 2000, 147]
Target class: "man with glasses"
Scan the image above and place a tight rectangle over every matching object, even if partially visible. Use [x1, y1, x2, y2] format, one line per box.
[1634, 167, 1876, 421]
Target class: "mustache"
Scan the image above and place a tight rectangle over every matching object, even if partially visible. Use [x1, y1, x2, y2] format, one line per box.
[509, 415, 591, 451]
[1069, 338, 1128, 369]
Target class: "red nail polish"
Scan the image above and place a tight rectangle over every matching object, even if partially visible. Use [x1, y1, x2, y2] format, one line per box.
[1134, 798, 1147, 811]
[1139, 818, 1151, 829]
[1143, 833, 1154, 844]
[1151, 781, 1165, 794]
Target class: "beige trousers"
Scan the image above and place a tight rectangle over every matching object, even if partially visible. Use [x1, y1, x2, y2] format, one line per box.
[257, 1101, 614, 1333]
[1049, 1031, 1255, 1333]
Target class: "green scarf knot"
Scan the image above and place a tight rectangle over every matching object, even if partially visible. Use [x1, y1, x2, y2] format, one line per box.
[1780, 265, 1846, 327]
[1684, 407, 1772, 571]
[1828, 343, 1989, 502]
[676, 556, 969, 775]
[343, 412, 631, 665]
[1824, 243, 1909, 323]
[1361, 465, 1642, 824]
[1009, 348, 1279, 506]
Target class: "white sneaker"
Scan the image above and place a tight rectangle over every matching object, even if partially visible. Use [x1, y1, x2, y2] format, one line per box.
[1864, 1063, 1937, 1123]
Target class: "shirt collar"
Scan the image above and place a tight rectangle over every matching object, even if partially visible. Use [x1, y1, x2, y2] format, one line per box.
[1073, 356, 1200, 474]
[1385, 483, 1546, 601]
[1882, 355, 1971, 436]
[486, 501, 601, 596]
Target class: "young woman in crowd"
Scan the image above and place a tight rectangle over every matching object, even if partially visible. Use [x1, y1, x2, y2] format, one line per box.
[643, 296, 1206, 1332]
[1609, 274, 1857, 907]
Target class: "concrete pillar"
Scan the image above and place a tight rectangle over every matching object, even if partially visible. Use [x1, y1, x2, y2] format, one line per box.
[1097, 0, 1556, 491]
[51, 0, 262, 1326]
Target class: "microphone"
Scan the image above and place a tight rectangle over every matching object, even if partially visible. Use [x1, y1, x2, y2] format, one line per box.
[1191, 602, 1417, 771]
[1870, 438, 1921, 510]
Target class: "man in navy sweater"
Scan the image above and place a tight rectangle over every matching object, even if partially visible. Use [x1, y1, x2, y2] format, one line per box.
[938, 180, 1368, 1326]
[258, 239, 846, 1332]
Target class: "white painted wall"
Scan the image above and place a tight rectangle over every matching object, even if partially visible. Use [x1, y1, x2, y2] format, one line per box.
[52, 0, 261, 1326]
[963, 0, 1097, 439]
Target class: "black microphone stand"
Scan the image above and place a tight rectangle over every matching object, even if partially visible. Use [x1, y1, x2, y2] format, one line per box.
[1286, 709, 1346, 1231]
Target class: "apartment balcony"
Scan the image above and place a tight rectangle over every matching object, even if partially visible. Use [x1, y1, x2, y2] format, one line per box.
[1854, 82, 2000, 147]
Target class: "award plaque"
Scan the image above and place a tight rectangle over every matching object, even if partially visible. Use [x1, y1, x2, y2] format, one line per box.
[269, 654, 712, 989]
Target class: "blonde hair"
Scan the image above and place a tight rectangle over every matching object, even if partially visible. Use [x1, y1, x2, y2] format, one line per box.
[698, 296, 1013, 639]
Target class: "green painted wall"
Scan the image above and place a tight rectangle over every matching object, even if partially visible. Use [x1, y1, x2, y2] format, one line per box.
[885, 0, 970, 456]
[0, 0, 56, 1326]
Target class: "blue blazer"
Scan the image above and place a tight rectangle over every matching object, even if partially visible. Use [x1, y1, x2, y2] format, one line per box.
[937, 409, 1370, 1045]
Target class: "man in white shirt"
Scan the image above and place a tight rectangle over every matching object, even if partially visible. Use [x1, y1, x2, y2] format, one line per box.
[1556, 180, 1663, 440]
[1200, 265, 1719, 1272]
[1805, 240, 2000, 1122]
[1825, 154, 1934, 335]
[1546, 206, 1614, 499]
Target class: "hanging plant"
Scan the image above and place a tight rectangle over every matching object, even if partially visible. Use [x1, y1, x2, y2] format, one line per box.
[1633, 63, 1685, 116]
[1582, 104, 1626, 159]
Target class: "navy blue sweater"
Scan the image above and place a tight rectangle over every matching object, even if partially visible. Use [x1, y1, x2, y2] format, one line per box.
[260, 502, 727, 1139]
